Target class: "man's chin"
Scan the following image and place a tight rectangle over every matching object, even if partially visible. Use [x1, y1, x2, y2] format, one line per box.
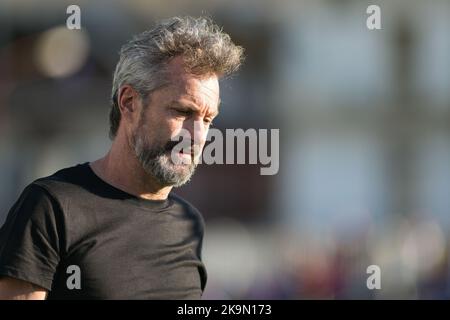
[167, 151, 197, 166]
[160, 170, 195, 188]
[159, 155, 196, 179]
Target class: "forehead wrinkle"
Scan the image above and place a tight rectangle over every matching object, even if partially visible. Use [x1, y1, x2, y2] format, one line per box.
[165, 72, 220, 116]
[179, 87, 219, 115]
[186, 82, 218, 106]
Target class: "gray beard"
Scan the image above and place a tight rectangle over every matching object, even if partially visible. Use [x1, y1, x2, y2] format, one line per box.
[131, 130, 197, 187]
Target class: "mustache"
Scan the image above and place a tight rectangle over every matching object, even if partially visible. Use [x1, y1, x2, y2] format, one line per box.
[164, 137, 201, 155]
[164, 139, 183, 151]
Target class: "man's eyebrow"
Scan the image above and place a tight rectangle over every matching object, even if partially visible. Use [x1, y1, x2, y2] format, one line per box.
[171, 100, 220, 117]
[170, 101, 199, 112]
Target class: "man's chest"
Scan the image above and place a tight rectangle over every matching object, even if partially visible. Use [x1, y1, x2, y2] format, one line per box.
[50, 213, 205, 299]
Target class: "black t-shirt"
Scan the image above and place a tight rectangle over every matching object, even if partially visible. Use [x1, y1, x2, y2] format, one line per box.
[0, 163, 207, 299]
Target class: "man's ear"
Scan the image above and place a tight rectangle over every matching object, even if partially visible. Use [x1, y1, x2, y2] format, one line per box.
[118, 85, 141, 123]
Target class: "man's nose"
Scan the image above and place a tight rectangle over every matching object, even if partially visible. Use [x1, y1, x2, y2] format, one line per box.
[184, 118, 207, 146]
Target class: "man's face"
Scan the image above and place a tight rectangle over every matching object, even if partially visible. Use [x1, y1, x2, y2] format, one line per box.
[130, 58, 220, 187]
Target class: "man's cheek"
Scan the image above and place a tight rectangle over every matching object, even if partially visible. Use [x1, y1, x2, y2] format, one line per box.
[168, 118, 184, 134]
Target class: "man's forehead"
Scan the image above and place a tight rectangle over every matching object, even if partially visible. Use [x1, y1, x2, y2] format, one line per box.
[167, 74, 220, 110]
[165, 56, 219, 96]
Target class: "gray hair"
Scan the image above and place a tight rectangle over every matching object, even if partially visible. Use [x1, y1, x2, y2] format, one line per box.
[109, 16, 244, 139]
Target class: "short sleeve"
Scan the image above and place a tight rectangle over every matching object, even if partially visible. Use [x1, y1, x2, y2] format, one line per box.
[0, 183, 64, 291]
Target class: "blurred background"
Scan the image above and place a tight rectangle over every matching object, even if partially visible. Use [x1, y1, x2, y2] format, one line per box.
[1, 0, 450, 299]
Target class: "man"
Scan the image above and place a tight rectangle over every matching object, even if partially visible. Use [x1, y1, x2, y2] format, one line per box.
[0, 16, 243, 299]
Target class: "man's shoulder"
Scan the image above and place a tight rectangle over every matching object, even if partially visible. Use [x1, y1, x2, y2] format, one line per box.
[2, 164, 87, 232]
[29, 163, 90, 200]
[169, 192, 201, 213]
[169, 192, 205, 225]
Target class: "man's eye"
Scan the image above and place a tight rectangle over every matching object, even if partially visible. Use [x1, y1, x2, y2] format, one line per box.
[204, 119, 214, 127]
[175, 109, 190, 116]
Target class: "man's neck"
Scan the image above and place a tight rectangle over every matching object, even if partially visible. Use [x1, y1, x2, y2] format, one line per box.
[90, 139, 172, 201]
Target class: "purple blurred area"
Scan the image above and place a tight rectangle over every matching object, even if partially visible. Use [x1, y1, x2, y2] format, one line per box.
[1, 0, 450, 299]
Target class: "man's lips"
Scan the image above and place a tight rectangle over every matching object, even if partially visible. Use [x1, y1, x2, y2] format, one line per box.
[178, 150, 193, 156]
[168, 148, 195, 157]
[176, 146, 201, 156]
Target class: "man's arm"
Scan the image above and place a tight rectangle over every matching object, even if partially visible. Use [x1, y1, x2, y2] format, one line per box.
[0, 184, 62, 300]
[0, 276, 47, 300]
